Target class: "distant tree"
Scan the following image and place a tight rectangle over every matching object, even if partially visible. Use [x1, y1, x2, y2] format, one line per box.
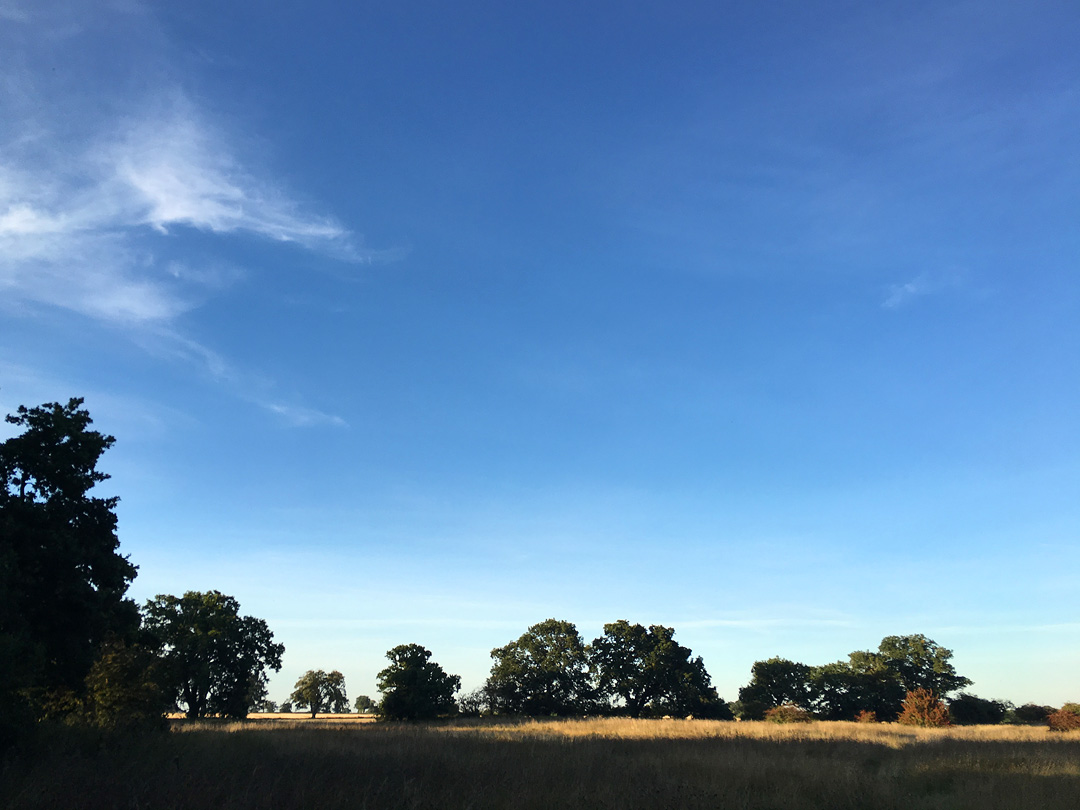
[354, 694, 375, 714]
[948, 694, 1008, 725]
[377, 644, 460, 721]
[487, 619, 594, 716]
[456, 686, 491, 717]
[1010, 703, 1055, 725]
[897, 688, 951, 727]
[280, 702, 293, 713]
[261, 699, 279, 713]
[737, 658, 813, 720]
[875, 635, 971, 697]
[143, 591, 284, 719]
[290, 670, 348, 718]
[591, 621, 728, 718]
[837, 651, 908, 721]
[0, 398, 139, 735]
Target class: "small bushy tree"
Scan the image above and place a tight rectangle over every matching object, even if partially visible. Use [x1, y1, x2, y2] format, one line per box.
[354, 695, 374, 714]
[897, 688, 951, 727]
[81, 638, 169, 732]
[377, 644, 460, 721]
[764, 703, 812, 723]
[1047, 704, 1080, 732]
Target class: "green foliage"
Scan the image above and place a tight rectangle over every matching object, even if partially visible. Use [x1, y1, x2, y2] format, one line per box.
[81, 638, 169, 732]
[142, 591, 284, 719]
[487, 619, 594, 716]
[948, 694, 1008, 726]
[590, 621, 728, 719]
[280, 702, 293, 713]
[764, 703, 813, 723]
[354, 695, 374, 713]
[290, 670, 348, 718]
[876, 635, 971, 697]
[897, 688, 951, 727]
[377, 644, 460, 721]
[488, 622, 596, 717]
[0, 399, 139, 738]
[842, 650, 908, 721]
[1009, 704, 1055, 725]
[737, 658, 813, 720]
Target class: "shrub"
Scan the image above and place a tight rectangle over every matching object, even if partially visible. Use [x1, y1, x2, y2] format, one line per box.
[82, 640, 169, 732]
[1010, 703, 1055, 725]
[764, 704, 812, 724]
[1047, 709, 1080, 732]
[948, 693, 1008, 725]
[855, 710, 877, 723]
[897, 689, 950, 727]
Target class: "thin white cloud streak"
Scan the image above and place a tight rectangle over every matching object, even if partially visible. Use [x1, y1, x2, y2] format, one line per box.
[0, 97, 357, 326]
[883, 269, 968, 309]
[883, 274, 934, 308]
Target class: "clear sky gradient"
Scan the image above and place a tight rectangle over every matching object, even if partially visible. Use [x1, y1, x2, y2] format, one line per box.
[2, 0, 1077, 706]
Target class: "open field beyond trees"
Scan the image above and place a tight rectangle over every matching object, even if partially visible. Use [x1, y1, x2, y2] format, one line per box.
[4, 717, 1079, 810]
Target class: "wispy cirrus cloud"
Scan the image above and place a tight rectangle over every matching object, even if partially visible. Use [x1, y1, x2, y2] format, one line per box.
[0, 95, 358, 325]
[883, 269, 967, 309]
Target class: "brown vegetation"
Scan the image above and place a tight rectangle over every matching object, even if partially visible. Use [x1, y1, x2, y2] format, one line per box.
[3, 717, 1079, 810]
[897, 688, 951, 727]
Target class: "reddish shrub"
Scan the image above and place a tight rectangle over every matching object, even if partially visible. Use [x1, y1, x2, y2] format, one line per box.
[855, 710, 877, 723]
[764, 704, 812, 724]
[1047, 709, 1080, 732]
[897, 688, 951, 727]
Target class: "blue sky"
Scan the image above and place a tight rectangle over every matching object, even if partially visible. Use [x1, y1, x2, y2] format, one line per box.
[1, 0, 1078, 706]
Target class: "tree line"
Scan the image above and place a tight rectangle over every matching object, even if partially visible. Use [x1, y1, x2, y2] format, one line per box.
[2, 399, 1076, 747]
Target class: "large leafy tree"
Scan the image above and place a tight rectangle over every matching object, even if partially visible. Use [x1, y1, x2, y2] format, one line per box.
[487, 619, 595, 715]
[736, 657, 813, 719]
[290, 669, 348, 718]
[143, 591, 284, 719]
[591, 621, 727, 718]
[874, 634, 971, 696]
[376, 644, 460, 720]
[0, 398, 138, 731]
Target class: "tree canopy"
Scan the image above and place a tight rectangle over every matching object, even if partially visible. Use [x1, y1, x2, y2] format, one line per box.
[738, 635, 971, 721]
[143, 590, 284, 719]
[290, 670, 348, 718]
[487, 619, 595, 716]
[591, 621, 728, 718]
[0, 398, 138, 739]
[377, 644, 460, 720]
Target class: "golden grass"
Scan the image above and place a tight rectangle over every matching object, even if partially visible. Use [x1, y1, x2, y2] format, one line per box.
[6, 717, 1078, 809]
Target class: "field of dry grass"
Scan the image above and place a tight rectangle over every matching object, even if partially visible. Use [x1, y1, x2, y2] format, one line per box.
[4, 717, 1077, 809]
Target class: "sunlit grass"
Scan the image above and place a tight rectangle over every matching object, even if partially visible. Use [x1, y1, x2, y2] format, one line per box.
[5, 717, 1078, 809]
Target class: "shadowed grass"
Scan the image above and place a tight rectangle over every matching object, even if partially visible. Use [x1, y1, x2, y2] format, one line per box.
[3, 718, 1077, 809]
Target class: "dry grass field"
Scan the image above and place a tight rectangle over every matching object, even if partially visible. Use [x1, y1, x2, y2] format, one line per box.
[3, 717, 1078, 809]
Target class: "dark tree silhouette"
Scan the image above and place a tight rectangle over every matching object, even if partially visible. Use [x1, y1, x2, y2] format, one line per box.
[143, 590, 283, 719]
[377, 644, 460, 720]
[487, 619, 595, 716]
[0, 398, 138, 739]
[591, 621, 728, 718]
[290, 669, 348, 718]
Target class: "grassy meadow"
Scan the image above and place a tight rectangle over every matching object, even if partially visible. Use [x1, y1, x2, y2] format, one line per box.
[3, 716, 1078, 809]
